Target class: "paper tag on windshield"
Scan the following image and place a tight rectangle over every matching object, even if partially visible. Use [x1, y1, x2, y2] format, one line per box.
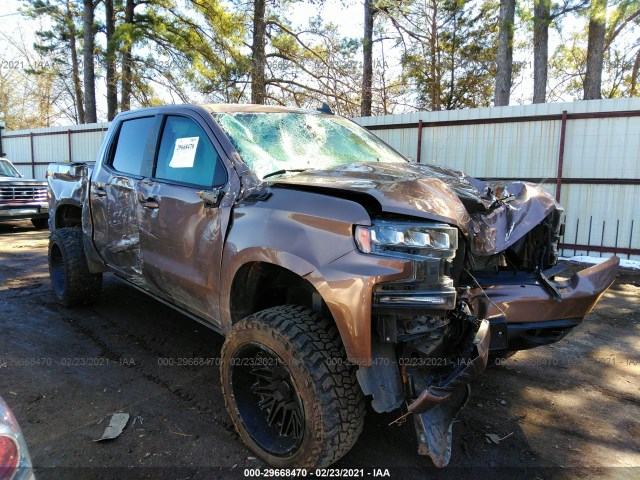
[169, 137, 199, 168]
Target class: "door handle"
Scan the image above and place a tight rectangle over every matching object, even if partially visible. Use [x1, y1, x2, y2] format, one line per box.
[138, 193, 159, 209]
[94, 186, 107, 197]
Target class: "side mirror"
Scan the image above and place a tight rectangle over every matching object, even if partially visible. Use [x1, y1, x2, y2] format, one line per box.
[198, 189, 224, 208]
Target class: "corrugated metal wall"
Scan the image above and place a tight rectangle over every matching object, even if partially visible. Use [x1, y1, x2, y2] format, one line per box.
[1, 99, 638, 260]
[2, 123, 110, 180]
[353, 98, 640, 261]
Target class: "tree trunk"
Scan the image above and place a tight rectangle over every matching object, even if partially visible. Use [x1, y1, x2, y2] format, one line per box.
[584, 0, 608, 100]
[120, 0, 135, 112]
[251, 0, 266, 104]
[429, 0, 440, 110]
[105, 0, 117, 120]
[361, 0, 374, 117]
[630, 49, 640, 97]
[66, 0, 85, 124]
[446, 8, 457, 110]
[82, 0, 97, 123]
[494, 0, 515, 106]
[533, 0, 551, 103]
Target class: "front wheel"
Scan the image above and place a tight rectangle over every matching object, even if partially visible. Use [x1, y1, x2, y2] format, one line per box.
[221, 305, 365, 468]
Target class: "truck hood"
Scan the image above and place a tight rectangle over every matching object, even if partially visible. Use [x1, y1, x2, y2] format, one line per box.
[270, 162, 560, 256]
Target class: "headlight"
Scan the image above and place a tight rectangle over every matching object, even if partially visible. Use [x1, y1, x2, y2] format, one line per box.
[355, 221, 458, 259]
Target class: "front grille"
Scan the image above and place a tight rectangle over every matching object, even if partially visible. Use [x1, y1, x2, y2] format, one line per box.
[0, 185, 47, 202]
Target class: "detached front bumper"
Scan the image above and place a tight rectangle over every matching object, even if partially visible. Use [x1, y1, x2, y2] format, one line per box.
[465, 256, 620, 353]
[409, 319, 490, 467]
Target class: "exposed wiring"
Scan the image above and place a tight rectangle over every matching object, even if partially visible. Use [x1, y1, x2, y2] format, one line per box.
[463, 268, 508, 319]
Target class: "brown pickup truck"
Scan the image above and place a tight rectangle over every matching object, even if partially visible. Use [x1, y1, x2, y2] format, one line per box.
[46, 104, 618, 468]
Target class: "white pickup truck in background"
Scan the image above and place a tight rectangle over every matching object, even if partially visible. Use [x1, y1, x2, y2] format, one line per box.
[0, 157, 48, 229]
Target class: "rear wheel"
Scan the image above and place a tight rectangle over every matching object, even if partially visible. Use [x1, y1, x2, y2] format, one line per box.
[48, 228, 102, 306]
[221, 305, 365, 468]
[31, 218, 48, 230]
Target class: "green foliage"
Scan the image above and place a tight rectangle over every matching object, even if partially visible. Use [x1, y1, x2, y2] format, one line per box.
[396, 0, 500, 110]
[548, 0, 640, 100]
[8, 0, 640, 123]
[263, 17, 363, 114]
[16, 0, 83, 122]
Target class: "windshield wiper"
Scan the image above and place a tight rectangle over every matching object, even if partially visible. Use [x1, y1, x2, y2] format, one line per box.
[262, 168, 308, 179]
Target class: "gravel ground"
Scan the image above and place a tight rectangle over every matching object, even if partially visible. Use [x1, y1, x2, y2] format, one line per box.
[1, 220, 639, 480]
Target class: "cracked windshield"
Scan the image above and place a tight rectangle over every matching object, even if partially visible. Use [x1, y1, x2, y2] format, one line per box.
[212, 112, 406, 178]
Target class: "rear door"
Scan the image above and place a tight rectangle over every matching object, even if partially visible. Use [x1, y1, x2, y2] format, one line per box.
[90, 115, 158, 282]
[136, 113, 231, 324]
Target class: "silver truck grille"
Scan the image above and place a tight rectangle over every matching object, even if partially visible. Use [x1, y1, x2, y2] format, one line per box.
[0, 186, 48, 202]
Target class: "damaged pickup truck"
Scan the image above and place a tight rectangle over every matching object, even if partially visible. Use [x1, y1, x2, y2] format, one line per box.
[47, 104, 619, 468]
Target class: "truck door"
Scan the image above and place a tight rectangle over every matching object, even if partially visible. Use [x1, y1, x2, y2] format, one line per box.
[136, 114, 232, 325]
[90, 115, 157, 282]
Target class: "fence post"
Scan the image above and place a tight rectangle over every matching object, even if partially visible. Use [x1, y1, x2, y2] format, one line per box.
[416, 120, 423, 163]
[29, 132, 35, 178]
[67, 129, 72, 162]
[555, 110, 568, 202]
[0, 124, 5, 157]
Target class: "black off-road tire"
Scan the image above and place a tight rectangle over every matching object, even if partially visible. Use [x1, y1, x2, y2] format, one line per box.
[31, 218, 49, 230]
[221, 305, 365, 468]
[48, 227, 102, 306]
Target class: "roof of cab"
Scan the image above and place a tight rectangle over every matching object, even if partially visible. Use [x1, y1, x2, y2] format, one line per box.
[202, 104, 321, 115]
[117, 103, 324, 118]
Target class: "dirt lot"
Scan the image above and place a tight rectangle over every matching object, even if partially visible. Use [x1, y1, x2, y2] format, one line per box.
[1, 220, 639, 479]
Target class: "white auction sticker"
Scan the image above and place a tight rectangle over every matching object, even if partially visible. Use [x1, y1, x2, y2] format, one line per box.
[169, 136, 200, 168]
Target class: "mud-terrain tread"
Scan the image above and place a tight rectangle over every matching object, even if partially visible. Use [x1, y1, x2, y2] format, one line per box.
[221, 305, 365, 468]
[48, 227, 102, 306]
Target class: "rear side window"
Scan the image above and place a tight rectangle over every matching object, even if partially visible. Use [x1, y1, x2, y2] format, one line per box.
[111, 117, 155, 175]
[154, 116, 226, 187]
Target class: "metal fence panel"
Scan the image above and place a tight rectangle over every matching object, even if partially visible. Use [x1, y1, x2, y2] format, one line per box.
[563, 117, 640, 179]
[2, 123, 110, 179]
[2, 100, 638, 260]
[4, 136, 31, 167]
[33, 133, 68, 165]
[70, 129, 109, 163]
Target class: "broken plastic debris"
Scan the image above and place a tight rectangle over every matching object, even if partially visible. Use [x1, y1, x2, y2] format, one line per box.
[485, 432, 513, 444]
[95, 412, 130, 441]
[132, 415, 144, 426]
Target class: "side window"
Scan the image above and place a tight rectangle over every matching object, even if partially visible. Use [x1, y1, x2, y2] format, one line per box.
[155, 116, 225, 187]
[111, 117, 155, 176]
